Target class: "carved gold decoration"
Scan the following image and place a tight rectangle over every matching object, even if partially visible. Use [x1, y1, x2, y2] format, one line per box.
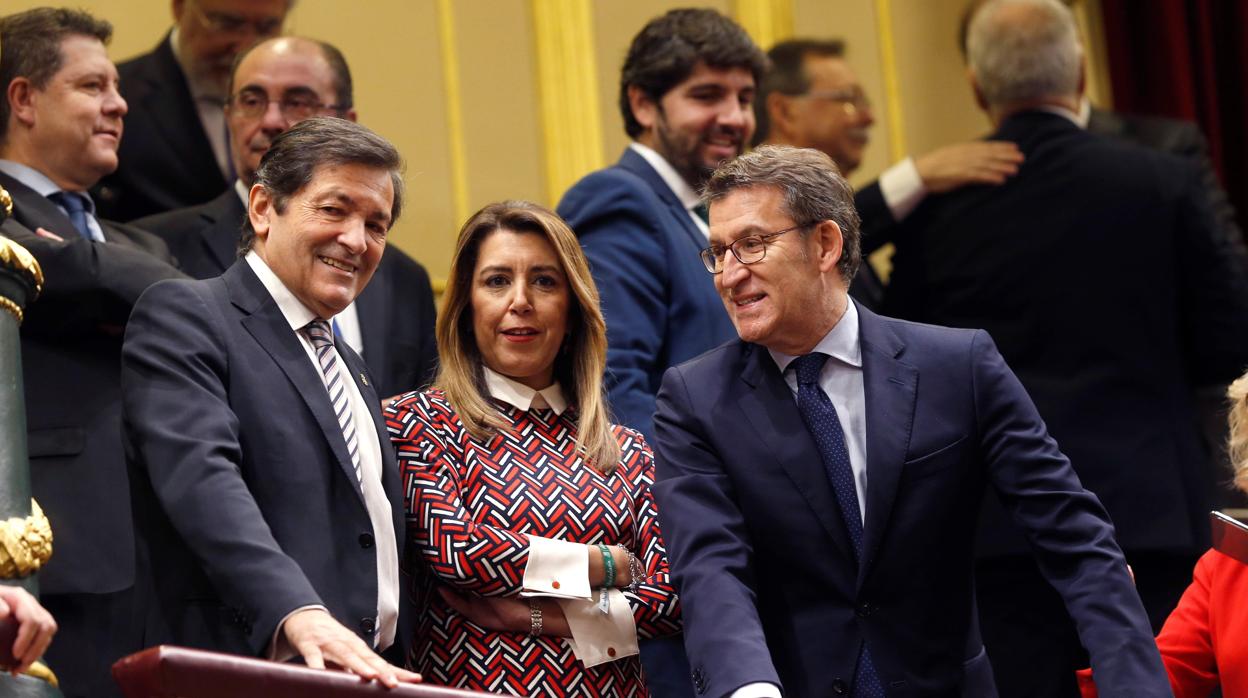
[0, 500, 53, 579]
[0, 237, 44, 294]
[0, 296, 21, 325]
[0, 184, 11, 218]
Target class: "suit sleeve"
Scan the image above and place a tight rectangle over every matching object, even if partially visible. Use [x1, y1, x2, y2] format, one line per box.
[559, 174, 671, 441]
[652, 366, 781, 696]
[854, 181, 899, 255]
[969, 330, 1170, 696]
[121, 280, 323, 653]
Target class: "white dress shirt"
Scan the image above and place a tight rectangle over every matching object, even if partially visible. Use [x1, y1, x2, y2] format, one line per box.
[628, 141, 710, 239]
[245, 251, 399, 652]
[483, 367, 640, 667]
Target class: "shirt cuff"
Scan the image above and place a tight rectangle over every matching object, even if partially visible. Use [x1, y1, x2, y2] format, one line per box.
[878, 156, 926, 222]
[522, 536, 592, 600]
[559, 589, 639, 667]
[729, 682, 784, 698]
[268, 604, 330, 662]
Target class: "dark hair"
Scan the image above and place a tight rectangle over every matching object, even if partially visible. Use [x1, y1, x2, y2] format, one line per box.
[0, 8, 113, 141]
[618, 8, 767, 138]
[238, 117, 403, 253]
[752, 38, 846, 146]
[704, 145, 861, 282]
[227, 37, 354, 113]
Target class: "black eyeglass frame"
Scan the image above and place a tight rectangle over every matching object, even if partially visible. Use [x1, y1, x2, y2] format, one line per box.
[699, 223, 813, 274]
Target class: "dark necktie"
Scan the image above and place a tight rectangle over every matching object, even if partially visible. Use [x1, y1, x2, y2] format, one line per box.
[792, 352, 885, 698]
[303, 319, 362, 483]
[692, 202, 710, 225]
[47, 191, 93, 240]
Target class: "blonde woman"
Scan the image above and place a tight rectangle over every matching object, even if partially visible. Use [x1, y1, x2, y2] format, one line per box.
[1080, 371, 1248, 697]
[385, 201, 680, 696]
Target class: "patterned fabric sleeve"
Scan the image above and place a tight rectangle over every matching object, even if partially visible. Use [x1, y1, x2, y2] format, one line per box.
[616, 427, 683, 639]
[387, 392, 533, 596]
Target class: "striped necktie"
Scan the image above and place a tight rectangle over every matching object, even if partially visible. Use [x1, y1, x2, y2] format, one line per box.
[303, 319, 362, 483]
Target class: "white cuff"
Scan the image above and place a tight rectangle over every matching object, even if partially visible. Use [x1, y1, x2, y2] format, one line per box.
[878, 157, 926, 222]
[729, 681, 783, 698]
[522, 536, 592, 600]
[559, 589, 639, 667]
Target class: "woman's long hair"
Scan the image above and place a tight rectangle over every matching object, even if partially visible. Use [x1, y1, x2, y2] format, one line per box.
[1227, 372, 1248, 493]
[434, 200, 621, 473]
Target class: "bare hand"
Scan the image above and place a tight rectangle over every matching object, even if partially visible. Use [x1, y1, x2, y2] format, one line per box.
[282, 608, 421, 688]
[34, 227, 64, 242]
[438, 587, 530, 633]
[381, 394, 404, 411]
[914, 141, 1024, 193]
[0, 586, 57, 676]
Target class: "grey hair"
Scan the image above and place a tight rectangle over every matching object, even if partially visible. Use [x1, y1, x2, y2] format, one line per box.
[703, 145, 861, 283]
[967, 0, 1082, 109]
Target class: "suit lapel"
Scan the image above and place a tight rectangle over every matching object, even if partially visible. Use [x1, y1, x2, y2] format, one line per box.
[339, 347, 404, 549]
[142, 36, 226, 188]
[200, 191, 246, 273]
[225, 262, 368, 505]
[618, 149, 708, 253]
[857, 306, 918, 587]
[0, 172, 84, 240]
[354, 256, 390, 388]
[736, 343, 856, 563]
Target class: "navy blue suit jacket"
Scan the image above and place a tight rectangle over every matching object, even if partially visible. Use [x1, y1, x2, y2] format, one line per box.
[652, 304, 1168, 697]
[557, 148, 737, 442]
[121, 260, 408, 658]
[133, 189, 439, 396]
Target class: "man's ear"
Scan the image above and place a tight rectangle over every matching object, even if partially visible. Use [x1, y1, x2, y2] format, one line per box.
[814, 219, 844, 274]
[7, 78, 38, 129]
[766, 92, 796, 140]
[248, 184, 274, 243]
[171, 0, 186, 23]
[968, 67, 989, 113]
[628, 84, 659, 132]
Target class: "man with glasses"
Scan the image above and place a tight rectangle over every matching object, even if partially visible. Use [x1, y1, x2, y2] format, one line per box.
[93, 0, 290, 221]
[651, 144, 1170, 697]
[753, 39, 1022, 308]
[134, 36, 438, 400]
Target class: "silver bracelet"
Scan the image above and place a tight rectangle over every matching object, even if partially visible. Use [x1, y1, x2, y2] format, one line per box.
[626, 548, 645, 593]
[529, 598, 543, 637]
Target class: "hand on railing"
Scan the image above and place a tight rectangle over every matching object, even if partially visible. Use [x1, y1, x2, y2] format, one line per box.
[0, 585, 56, 675]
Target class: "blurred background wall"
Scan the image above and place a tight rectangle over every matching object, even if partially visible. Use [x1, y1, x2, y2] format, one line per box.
[5, 0, 1111, 287]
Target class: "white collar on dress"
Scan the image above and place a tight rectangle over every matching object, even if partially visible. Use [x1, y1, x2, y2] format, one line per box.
[483, 366, 568, 415]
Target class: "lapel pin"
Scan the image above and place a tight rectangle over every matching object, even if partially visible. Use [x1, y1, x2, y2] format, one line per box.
[360, 373, 369, 386]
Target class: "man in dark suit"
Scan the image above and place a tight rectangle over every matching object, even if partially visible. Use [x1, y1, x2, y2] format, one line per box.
[93, 0, 289, 221]
[882, 1, 1248, 696]
[121, 117, 420, 686]
[133, 36, 438, 397]
[753, 38, 1023, 309]
[0, 9, 186, 696]
[652, 143, 1169, 698]
[555, 11, 766, 694]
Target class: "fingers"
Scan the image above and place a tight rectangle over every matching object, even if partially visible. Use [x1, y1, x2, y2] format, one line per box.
[34, 227, 64, 242]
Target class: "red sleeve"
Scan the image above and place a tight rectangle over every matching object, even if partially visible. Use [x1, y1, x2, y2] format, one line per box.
[616, 428, 682, 638]
[1154, 551, 1220, 698]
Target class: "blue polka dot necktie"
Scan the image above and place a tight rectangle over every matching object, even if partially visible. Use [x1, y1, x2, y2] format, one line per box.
[792, 352, 885, 697]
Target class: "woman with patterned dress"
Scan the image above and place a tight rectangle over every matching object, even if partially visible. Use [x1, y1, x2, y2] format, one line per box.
[386, 201, 681, 696]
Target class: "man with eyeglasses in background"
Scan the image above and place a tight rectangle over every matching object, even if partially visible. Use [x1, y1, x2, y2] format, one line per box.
[93, 0, 291, 222]
[753, 39, 1022, 308]
[134, 36, 438, 400]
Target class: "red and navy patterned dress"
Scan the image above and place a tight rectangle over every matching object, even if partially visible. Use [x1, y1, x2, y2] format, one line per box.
[386, 388, 681, 697]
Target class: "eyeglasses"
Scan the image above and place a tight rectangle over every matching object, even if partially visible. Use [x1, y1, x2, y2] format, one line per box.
[802, 88, 872, 117]
[230, 89, 346, 121]
[700, 223, 810, 274]
[188, 1, 283, 36]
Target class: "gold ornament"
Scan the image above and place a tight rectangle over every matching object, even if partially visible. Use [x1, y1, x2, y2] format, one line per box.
[0, 500, 53, 578]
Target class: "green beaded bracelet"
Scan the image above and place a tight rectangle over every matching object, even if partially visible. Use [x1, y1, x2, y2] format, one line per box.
[598, 543, 616, 588]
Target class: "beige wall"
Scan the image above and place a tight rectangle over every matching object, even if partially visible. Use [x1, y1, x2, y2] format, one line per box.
[6, 0, 1107, 286]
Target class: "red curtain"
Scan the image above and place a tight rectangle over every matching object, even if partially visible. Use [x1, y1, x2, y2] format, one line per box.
[1101, 0, 1248, 230]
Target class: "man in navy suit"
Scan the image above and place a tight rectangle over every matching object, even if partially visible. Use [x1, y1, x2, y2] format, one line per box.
[121, 118, 419, 686]
[556, 12, 766, 693]
[651, 144, 1169, 697]
[133, 36, 438, 398]
[94, 0, 289, 221]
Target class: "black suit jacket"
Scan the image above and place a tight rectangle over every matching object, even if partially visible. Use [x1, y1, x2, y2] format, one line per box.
[134, 189, 438, 396]
[120, 260, 409, 656]
[883, 111, 1248, 556]
[0, 170, 185, 596]
[94, 33, 228, 222]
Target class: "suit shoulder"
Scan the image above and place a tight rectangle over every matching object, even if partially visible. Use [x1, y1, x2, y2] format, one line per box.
[132, 202, 214, 237]
[667, 339, 747, 379]
[558, 166, 659, 219]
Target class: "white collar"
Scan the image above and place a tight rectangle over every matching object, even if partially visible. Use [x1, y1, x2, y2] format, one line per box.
[244, 250, 321, 331]
[628, 141, 702, 212]
[483, 366, 568, 415]
[234, 179, 249, 206]
[768, 299, 863, 375]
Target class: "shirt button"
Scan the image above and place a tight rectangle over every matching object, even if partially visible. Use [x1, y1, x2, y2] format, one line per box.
[832, 678, 848, 694]
[359, 533, 374, 548]
[360, 617, 375, 634]
[551, 580, 561, 590]
[607, 647, 616, 657]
